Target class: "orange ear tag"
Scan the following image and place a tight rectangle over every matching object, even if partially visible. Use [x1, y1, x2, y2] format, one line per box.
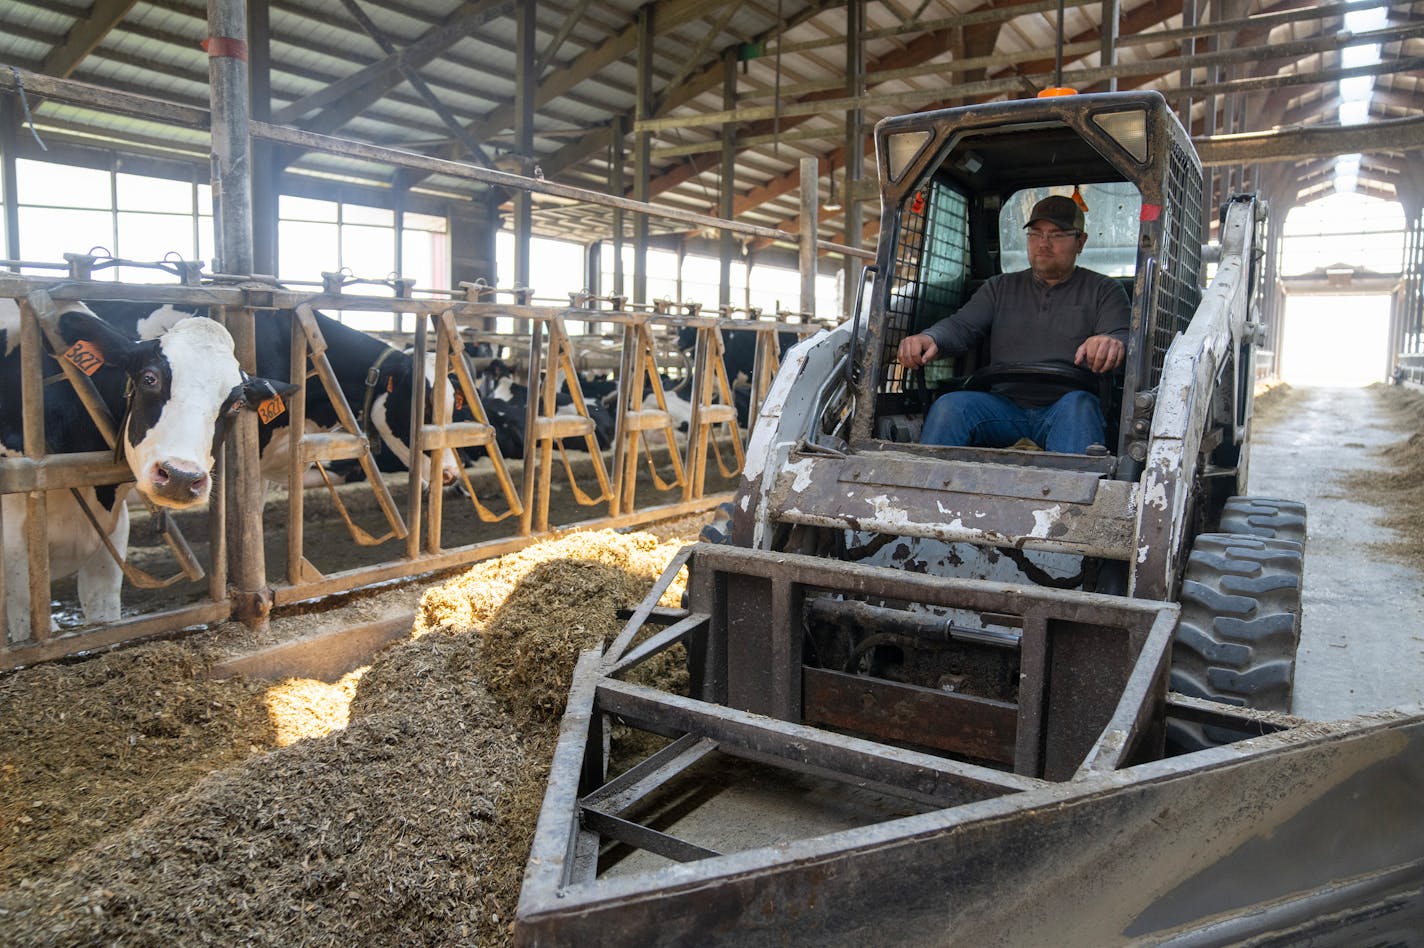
[911, 191, 926, 215]
[257, 396, 287, 424]
[454, 390, 465, 411]
[386, 376, 395, 394]
[62, 339, 106, 376]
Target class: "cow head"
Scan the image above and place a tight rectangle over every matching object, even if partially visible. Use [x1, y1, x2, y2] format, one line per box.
[57, 309, 297, 509]
[365, 353, 463, 489]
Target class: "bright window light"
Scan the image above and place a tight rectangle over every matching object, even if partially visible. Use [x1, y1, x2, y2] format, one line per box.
[1338, 100, 1370, 125]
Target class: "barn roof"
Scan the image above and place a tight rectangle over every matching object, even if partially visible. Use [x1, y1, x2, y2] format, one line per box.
[1, 0, 1421, 247]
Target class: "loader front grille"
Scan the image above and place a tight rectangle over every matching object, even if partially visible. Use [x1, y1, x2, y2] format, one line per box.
[879, 182, 970, 394]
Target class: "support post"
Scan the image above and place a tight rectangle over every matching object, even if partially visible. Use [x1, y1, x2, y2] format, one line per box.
[1100, 0, 1120, 92]
[513, 0, 535, 321]
[842, 0, 865, 321]
[799, 157, 818, 318]
[633, 4, 654, 306]
[720, 48, 737, 310]
[209, 0, 270, 630]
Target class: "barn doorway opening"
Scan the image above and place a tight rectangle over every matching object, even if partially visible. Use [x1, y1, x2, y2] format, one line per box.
[1279, 294, 1391, 386]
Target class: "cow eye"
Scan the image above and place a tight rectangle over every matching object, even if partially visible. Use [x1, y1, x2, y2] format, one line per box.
[140, 369, 161, 390]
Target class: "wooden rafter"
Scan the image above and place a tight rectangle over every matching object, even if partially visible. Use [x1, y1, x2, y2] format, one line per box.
[40, 0, 138, 79]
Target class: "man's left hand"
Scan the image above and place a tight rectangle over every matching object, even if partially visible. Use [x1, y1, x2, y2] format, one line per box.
[1074, 335, 1125, 373]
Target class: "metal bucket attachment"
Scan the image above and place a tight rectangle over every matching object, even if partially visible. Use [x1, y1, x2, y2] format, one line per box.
[516, 544, 1424, 945]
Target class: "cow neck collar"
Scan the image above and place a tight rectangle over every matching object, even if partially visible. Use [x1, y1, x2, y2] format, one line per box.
[360, 346, 401, 446]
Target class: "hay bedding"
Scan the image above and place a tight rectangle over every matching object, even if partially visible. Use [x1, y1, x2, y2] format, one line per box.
[1354, 383, 1424, 570]
[1, 525, 697, 946]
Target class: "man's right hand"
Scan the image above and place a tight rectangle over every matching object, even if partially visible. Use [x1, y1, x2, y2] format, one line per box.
[897, 333, 939, 369]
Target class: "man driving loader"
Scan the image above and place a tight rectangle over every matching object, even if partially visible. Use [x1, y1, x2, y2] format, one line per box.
[896, 193, 1130, 454]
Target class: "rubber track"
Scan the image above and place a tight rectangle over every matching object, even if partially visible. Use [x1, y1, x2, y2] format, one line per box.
[1217, 496, 1307, 544]
[1169, 533, 1304, 750]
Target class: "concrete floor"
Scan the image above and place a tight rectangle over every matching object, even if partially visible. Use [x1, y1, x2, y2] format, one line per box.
[1248, 385, 1424, 720]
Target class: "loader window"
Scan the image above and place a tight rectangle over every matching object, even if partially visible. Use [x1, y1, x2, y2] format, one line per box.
[1000, 182, 1141, 278]
[881, 180, 970, 392]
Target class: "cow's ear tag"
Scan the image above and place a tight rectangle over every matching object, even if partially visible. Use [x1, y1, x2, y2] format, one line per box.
[257, 395, 287, 424]
[454, 390, 465, 411]
[63, 339, 106, 376]
[386, 375, 395, 394]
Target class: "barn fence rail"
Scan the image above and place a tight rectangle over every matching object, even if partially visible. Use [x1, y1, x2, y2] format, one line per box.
[0, 269, 827, 669]
[0, 35, 862, 668]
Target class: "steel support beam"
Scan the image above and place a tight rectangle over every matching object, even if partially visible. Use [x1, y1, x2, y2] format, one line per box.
[208, 0, 269, 630]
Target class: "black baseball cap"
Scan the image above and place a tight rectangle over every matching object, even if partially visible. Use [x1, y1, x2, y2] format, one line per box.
[1025, 195, 1085, 232]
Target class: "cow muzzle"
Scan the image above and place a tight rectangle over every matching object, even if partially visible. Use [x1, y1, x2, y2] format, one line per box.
[146, 461, 211, 507]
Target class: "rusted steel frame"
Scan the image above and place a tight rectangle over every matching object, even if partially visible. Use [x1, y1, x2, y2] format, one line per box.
[66, 489, 194, 590]
[286, 311, 309, 584]
[580, 809, 722, 864]
[0, 601, 231, 671]
[522, 649, 605, 897]
[683, 325, 712, 501]
[536, 318, 612, 512]
[17, 294, 51, 641]
[1014, 615, 1049, 776]
[0, 451, 128, 492]
[430, 308, 522, 525]
[767, 451, 1138, 558]
[1165, 692, 1303, 733]
[605, 544, 694, 665]
[613, 321, 686, 514]
[405, 310, 429, 558]
[0, 277, 247, 308]
[516, 711, 1424, 945]
[291, 304, 407, 546]
[802, 667, 1018, 765]
[1078, 605, 1178, 776]
[250, 121, 798, 248]
[597, 677, 1044, 801]
[424, 314, 448, 552]
[607, 322, 636, 517]
[682, 325, 744, 501]
[28, 291, 120, 446]
[519, 319, 543, 534]
[749, 328, 784, 433]
[266, 492, 731, 607]
[0, 66, 210, 130]
[694, 543, 1172, 649]
[605, 611, 709, 678]
[580, 734, 719, 817]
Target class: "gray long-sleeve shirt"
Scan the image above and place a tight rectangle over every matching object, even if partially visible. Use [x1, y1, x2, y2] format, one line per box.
[921, 266, 1130, 406]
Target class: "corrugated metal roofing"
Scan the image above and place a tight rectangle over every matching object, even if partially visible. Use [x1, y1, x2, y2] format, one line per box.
[0, 0, 1418, 250]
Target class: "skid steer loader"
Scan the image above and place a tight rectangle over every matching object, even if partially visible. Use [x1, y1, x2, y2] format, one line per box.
[515, 92, 1424, 946]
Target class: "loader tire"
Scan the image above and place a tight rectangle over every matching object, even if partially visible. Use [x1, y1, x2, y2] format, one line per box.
[1217, 496, 1307, 543]
[1168, 532, 1304, 752]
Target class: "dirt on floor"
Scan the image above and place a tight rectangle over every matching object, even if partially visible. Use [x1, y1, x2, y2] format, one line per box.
[0, 515, 708, 947]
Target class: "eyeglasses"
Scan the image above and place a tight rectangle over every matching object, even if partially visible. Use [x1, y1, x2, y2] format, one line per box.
[1026, 230, 1081, 243]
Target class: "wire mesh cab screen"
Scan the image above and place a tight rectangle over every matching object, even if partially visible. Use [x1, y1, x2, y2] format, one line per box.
[879, 181, 970, 398]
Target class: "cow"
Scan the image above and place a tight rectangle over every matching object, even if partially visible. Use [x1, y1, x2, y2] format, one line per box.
[638, 327, 802, 437]
[474, 357, 616, 461]
[83, 301, 464, 491]
[1, 298, 295, 642]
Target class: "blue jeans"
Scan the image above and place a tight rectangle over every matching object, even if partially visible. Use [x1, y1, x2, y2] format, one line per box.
[921, 389, 1106, 454]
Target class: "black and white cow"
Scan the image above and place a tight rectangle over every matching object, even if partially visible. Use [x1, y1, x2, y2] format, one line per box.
[474, 357, 616, 460]
[0, 299, 294, 641]
[643, 326, 802, 434]
[83, 301, 464, 490]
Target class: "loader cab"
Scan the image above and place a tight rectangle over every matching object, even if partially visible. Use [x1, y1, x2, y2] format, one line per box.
[860, 92, 1204, 480]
